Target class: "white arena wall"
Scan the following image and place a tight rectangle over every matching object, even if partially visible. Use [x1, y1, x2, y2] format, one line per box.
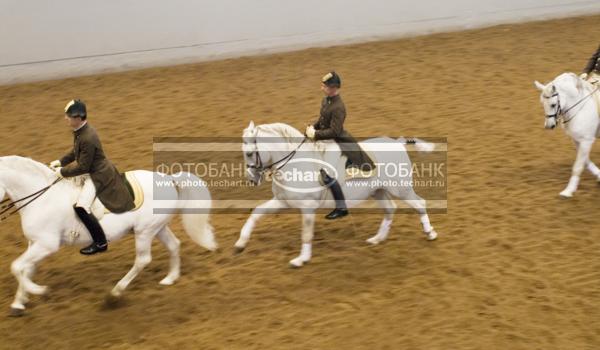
[1, 0, 599, 85]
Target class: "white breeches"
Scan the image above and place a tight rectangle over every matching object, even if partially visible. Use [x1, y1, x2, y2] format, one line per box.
[76, 175, 96, 213]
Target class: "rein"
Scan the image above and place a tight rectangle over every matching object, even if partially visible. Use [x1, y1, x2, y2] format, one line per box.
[0, 177, 62, 222]
[247, 137, 307, 174]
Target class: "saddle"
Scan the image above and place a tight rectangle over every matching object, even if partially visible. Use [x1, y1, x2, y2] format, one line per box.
[314, 140, 377, 182]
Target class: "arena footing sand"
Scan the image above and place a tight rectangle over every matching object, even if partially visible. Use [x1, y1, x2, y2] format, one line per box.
[0, 15, 599, 350]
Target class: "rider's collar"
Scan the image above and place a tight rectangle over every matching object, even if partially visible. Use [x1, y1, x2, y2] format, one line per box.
[73, 121, 88, 134]
[326, 94, 340, 103]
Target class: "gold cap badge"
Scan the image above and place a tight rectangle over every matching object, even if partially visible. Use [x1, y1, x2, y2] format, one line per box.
[64, 99, 76, 113]
[322, 72, 333, 83]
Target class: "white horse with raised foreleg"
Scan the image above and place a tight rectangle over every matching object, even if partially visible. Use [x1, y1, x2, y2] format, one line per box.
[234, 122, 439, 267]
[0, 156, 216, 316]
[534, 73, 600, 198]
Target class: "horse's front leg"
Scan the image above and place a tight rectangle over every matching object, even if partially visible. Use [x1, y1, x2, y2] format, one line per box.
[289, 209, 315, 268]
[234, 197, 286, 253]
[561, 140, 593, 198]
[10, 241, 58, 316]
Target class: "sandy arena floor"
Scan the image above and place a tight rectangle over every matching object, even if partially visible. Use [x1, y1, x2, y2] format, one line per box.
[1, 15, 600, 350]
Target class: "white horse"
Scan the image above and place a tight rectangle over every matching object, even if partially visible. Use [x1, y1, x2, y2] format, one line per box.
[0, 156, 216, 316]
[534, 73, 600, 197]
[235, 122, 439, 267]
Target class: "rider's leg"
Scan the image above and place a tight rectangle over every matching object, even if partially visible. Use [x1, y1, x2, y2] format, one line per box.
[320, 168, 348, 220]
[75, 176, 108, 255]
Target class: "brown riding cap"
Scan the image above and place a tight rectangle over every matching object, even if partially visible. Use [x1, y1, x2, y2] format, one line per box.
[322, 71, 341, 88]
[64, 99, 87, 118]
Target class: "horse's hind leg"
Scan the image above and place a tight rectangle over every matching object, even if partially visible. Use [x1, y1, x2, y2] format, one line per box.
[367, 190, 396, 245]
[10, 241, 57, 315]
[157, 226, 181, 286]
[111, 230, 153, 298]
[403, 189, 438, 241]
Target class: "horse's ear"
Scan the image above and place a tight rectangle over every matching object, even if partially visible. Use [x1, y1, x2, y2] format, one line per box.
[534, 81, 545, 91]
[248, 120, 255, 130]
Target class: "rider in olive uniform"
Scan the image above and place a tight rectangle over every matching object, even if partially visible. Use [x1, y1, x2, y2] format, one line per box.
[50, 100, 134, 255]
[305, 72, 375, 220]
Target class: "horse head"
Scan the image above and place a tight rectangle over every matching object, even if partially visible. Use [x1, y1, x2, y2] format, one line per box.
[242, 121, 305, 185]
[535, 73, 589, 129]
[0, 156, 57, 215]
[242, 121, 265, 185]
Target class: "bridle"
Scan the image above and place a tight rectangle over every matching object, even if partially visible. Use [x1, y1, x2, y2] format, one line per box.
[544, 85, 599, 124]
[246, 136, 307, 175]
[0, 177, 62, 222]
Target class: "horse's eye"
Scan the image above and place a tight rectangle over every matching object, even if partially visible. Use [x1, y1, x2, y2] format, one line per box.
[245, 152, 253, 157]
[551, 104, 556, 108]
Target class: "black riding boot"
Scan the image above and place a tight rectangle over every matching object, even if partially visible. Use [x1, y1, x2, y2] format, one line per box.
[74, 206, 108, 255]
[320, 169, 349, 220]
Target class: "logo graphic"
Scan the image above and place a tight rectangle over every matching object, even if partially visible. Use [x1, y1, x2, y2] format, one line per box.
[271, 158, 338, 194]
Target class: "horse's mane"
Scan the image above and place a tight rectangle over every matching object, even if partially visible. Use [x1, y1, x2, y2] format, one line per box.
[257, 122, 329, 153]
[257, 123, 304, 143]
[0, 156, 54, 182]
[554, 72, 592, 94]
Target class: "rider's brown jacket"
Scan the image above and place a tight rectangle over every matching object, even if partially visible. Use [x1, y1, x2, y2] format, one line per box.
[60, 123, 134, 213]
[313, 94, 375, 170]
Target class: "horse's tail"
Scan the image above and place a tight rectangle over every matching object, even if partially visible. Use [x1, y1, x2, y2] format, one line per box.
[397, 137, 436, 152]
[172, 173, 217, 251]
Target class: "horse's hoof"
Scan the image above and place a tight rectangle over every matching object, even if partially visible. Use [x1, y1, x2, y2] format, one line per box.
[159, 277, 177, 286]
[559, 191, 573, 198]
[104, 293, 124, 309]
[233, 246, 246, 255]
[366, 237, 381, 245]
[289, 257, 307, 268]
[425, 230, 438, 241]
[9, 307, 25, 317]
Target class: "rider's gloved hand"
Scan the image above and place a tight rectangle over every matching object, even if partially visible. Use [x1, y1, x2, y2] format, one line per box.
[305, 125, 316, 139]
[49, 160, 61, 169]
[54, 167, 64, 179]
[580, 73, 588, 80]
